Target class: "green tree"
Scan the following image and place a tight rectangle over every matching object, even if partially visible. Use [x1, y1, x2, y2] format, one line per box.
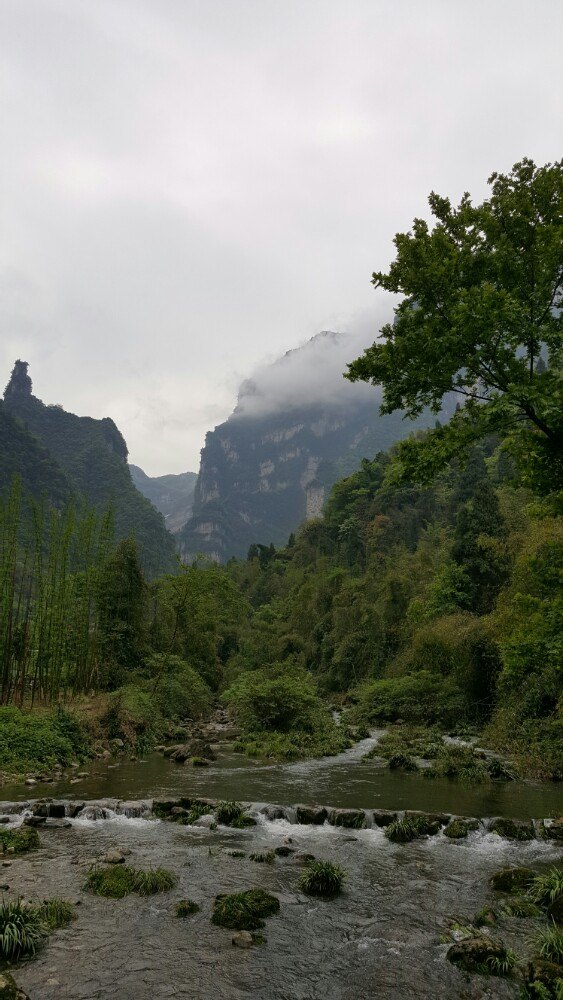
[346, 159, 563, 492]
[97, 538, 147, 686]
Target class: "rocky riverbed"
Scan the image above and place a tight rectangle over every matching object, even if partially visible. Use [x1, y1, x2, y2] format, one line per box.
[0, 794, 561, 999]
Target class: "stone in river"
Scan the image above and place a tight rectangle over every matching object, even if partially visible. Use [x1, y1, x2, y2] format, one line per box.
[295, 805, 327, 825]
[232, 931, 253, 949]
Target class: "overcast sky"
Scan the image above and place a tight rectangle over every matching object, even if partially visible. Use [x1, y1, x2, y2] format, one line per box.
[1, 0, 561, 474]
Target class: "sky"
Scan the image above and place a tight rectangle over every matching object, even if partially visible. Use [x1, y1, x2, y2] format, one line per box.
[1, 0, 562, 474]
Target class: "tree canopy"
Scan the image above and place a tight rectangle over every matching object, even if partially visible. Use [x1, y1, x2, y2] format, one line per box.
[346, 159, 563, 493]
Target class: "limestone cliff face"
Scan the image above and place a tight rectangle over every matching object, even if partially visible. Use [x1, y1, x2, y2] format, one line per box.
[179, 333, 451, 562]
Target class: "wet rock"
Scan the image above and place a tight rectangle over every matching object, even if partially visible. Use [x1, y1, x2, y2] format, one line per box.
[0, 971, 29, 999]
[293, 853, 316, 866]
[170, 806, 190, 819]
[32, 804, 48, 818]
[371, 810, 397, 827]
[446, 935, 506, 972]
[232, 931, 253, 949]
[274, 846, 294, 857]
[260, 805, 288, 821]
[295, 805, 327, 825]
[67, 802, 85, 818]
[117, 801, 151, 818]
[405, 810, 450, 827]
[0, 817, 9, 825]
[328, 809, 366, 829]
[47, 802, 67, 819]
[24, 779, 36, 786]
[489, 817, 535, 841]
[545, 817, 563, 841]
[524, 959, 563, 992]
[443, 818, 479, 839]
[103, 848, 128, 864]
[23, 815, 46, 827]
[77, 805, 110, 821]
[490, 867, 535, 893]
[152, 799, 181, 818]
[189, 757, 210, 767]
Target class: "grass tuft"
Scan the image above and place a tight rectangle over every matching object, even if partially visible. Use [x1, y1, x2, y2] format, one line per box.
[0, 827, 40, 855]
[84, 865, 176, 898]
[36, 898, 76, 930]
[0, 899, 46, 961]
[534, 924, 563, 964]
[298, 860, 346, 898]
[175, 899, 200, 917]
[211, 889, 280, 930]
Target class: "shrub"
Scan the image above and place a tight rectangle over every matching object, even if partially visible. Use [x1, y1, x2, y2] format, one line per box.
[175, 899, 200, 917]
[349, 672, 464, 727]
[211, 889, 280, 930]
[144, 655, 212, 721]
[298, 861, 346, 898]
[0, 900, 46, 961]
[100, 685, 162, 752]
[84, 865, 176, 898]
[387, 752, 418, 772]
[224, 667, 320, 733]
[0, 827, 40, 855]
[0, 706, 84, 776]
[36, 898, 76, 930]
[444, 819, 471, 839]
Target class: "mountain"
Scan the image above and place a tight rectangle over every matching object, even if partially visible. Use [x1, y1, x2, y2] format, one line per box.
[0, 400, 73, 507]
[130, 466, 197, 534]
[179, 332, 454, 562]
[2, 360, 177, 577]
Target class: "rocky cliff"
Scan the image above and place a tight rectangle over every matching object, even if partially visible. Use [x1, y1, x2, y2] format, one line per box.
[179, 333, 452, 562]
[2, 360, 177, 577]
[130, 466, 197, 534]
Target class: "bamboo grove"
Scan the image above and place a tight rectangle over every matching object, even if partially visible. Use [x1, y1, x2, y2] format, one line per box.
[0, 479, 115, 705]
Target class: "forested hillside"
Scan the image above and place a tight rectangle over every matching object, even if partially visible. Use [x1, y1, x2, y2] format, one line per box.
[2, 361, 177, 577]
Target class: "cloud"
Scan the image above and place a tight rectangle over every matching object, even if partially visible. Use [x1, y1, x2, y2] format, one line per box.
[1, 0, 561, 473]
[231, 312, 391, 421]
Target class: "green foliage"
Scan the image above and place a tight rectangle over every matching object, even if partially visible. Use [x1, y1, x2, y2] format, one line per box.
[101, 685, 162, 752]
[0, 899, 46, 961]
[0, 706, 85, 775]
[211, 889, 280, 930]
[529, 869, 563, 909]
[175, 899, 200, 917]
[346, 158, 563, 494]
[350, 673, 462, 726]
[535, 926, 563, 965]
[298, 860, 346, 897]
[0, 826, 40, 855]
[84, 865, 176, 898]
[144, 655, 212, 721]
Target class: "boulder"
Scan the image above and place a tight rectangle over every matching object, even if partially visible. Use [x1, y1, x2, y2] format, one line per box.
[328, 809, 366, 829]
[103, 848, 127, 865]
[489, 817, 535, 841]
[260, 805, 288, 821]
[295, 805, 327, 825]
[446, 935, 506, 973]
[405, 810, 450, 827]
[545, 817, 563, 842]
[371, 810, 397, 827]
[274, 846, 294, 857]
[0, 818, 9, 825]
[0, 972, 29, 999]
[490, 866, 535, 893]
[47, 802, 67, 819]
[232, 930, 254, 949]
[524, 959, 563, 992]
[293, 853, 316, 866]
[23, 815, 46, 827]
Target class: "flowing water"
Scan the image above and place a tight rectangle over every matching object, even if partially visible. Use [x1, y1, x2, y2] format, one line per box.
[1, 735, 561, 999]
[2, 733, 561, 818]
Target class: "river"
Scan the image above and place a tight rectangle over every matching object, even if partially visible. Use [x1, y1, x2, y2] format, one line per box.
[1, 735, 561, 999]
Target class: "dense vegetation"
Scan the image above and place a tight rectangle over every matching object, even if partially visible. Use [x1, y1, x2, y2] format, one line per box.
[0, 159, 561, 782]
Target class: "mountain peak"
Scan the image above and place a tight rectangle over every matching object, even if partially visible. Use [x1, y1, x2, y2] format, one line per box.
[4, 360, 33, 400]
